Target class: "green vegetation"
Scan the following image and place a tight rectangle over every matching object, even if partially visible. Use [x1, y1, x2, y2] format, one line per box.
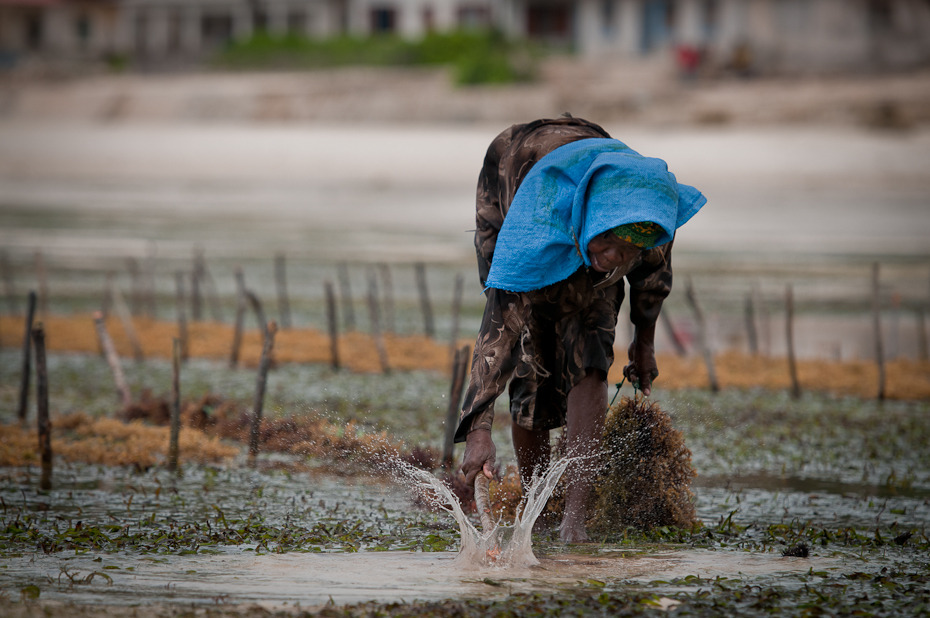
[0, 466, 458, 556]
[215, 29, 539, 85]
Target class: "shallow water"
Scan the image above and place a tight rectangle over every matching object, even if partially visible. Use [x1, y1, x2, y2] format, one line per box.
[0, 454, 926, 612]
[0, 547, 844, 609]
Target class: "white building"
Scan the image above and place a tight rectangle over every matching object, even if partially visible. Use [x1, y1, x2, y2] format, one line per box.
[1, 0, 929, 73]
[572, 0, 930, 73]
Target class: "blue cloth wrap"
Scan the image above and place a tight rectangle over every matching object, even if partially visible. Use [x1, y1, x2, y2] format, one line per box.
[484, 138, 706, 293]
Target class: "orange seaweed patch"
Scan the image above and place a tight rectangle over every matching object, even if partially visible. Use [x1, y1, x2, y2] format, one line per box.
[2, 314, 928, 399]
[0, 413, 239, 468]
[1, 395, 438, 471]
[608, 351, 930, 400]
[0, 314, 462, 374]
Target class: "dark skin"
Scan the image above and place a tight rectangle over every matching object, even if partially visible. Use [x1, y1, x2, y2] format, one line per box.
[461, 232, 659, 543]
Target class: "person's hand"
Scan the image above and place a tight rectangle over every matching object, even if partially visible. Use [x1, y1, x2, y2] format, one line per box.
[624, 339, 659, 396]
[459, 428, 497, 487]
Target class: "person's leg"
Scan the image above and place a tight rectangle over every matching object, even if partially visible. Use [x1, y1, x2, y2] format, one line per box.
[511, 423, 550, 489]
[560, 368, 607, 543]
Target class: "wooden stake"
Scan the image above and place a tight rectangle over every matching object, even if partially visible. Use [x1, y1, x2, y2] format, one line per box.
[442, 345, 471, 469]
[175, 271, 189, 362]
[684, 278, 719, 393]
[337, 262, 356, 331]
[1, 249, 17, 315]
[415, 262, 434, 338]
[660, 309, 688, 357]
[167, 338, 181, 475]
[449, 273, 464, 366]
[367, 271, 390, 374]
[324, 279, 340, 370]
[378, 263, 395, 333]
[32, 322, 52, 490]
[191, 247, 204, 321]
[872, 263, 886, 401]
[34, 250, 48, 319]
[229, 267, 246, 368]
[111, 282, 145, 362]
[17, 290, 37, 425]
[249, 321, 277, 467]
[785, 284, 801, 400]
[93, 311, 132, 409]
[245, 289, 268, 339]
[275, 253, 292, 330]
[744, 292, 759, 355]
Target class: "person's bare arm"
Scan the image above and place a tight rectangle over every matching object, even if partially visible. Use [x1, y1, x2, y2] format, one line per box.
[455, 288, 527, 485]
[624, 240, 674, 395]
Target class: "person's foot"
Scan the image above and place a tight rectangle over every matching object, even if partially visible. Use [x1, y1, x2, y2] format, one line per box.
[558, 516, 591, 543]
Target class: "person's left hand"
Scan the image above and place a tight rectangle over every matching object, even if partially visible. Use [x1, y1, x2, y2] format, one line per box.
[624, 339, 659, 396]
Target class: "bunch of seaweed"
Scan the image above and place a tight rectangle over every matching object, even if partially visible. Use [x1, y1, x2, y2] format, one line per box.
[587, 396, 698, 532]
[530, 396, 697, 533]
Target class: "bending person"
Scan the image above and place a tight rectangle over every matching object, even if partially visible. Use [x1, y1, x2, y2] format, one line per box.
[455, 116, 706, 543]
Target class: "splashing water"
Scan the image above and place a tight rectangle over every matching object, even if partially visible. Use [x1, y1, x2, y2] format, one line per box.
[395, 457, 576, 569]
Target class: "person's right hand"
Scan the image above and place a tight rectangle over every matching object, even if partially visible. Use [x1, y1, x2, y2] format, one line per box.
[459, 428, 497, 487]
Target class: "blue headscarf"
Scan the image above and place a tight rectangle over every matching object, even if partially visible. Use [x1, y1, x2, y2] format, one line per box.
[484, 138, 706, 293]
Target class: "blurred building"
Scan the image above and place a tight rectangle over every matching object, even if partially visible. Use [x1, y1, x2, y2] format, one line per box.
[572, 0, 930, 73]
[1, 0, 929, 73]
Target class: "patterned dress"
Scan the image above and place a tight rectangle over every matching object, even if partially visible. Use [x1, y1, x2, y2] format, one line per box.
[453, 117, 674, 442]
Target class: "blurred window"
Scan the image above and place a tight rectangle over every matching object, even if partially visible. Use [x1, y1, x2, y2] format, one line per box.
[701, 0, 718, 39]
[640, 0, 672, 53]
[287, 10, 306, 34]
[75, 13, 91, 48]
[253, 9, 269, 33]
[527, 5, 571, 42]
[202, 13, 233, 48]
[370, 7, 397, 34]
[26, 11, 43, 50]
[868, 0, 893, 31]
[423, 6, 435, 32]
[167, 12, 182, 52]
[601, 0, 615, 38]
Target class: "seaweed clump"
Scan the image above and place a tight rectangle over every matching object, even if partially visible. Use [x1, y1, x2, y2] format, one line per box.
[588, 396, 698, 532]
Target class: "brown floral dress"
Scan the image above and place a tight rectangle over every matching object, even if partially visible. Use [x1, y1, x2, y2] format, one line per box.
[453, 116, 674, 442]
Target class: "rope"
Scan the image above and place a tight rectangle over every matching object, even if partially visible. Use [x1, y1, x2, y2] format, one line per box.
[608, 375, 626, 409]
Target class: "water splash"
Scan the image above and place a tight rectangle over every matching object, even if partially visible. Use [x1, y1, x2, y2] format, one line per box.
[396, 457, 576, 569]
